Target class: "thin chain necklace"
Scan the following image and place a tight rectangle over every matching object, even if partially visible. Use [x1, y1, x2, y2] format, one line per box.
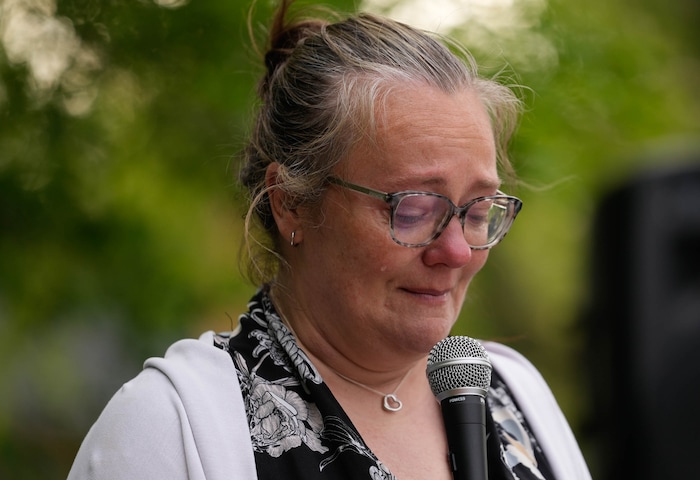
[328, 364, 414, 412]
[270, 287, 411, 412]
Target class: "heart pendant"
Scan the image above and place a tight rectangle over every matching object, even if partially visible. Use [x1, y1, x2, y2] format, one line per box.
[383, 394, 402, 412]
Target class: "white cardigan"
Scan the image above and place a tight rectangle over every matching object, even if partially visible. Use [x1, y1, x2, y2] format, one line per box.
[67, 332, 591, 480]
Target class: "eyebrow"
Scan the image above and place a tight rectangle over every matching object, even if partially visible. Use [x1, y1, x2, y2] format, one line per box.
[392, 175, 502, 192]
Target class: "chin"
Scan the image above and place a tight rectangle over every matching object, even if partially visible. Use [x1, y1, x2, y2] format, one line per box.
[401, 318, 456, 354]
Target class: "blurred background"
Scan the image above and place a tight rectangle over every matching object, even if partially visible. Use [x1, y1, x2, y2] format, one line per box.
[1, 0, 698, 478]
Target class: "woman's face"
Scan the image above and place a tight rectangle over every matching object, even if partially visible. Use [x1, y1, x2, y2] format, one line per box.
[288, 85, 500, 365]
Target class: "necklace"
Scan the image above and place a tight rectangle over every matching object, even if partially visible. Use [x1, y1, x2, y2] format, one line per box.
[330, 365, 414, 412]
[269, 288, 411, 412]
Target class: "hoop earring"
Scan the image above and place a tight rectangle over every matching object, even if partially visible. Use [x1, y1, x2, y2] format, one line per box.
[290, 230, 297, 247]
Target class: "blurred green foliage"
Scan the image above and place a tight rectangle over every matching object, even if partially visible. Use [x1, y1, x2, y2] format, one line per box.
[0, 0, 698, 478]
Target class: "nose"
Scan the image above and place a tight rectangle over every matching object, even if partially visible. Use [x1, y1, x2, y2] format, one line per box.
[422, 215, 474, 268]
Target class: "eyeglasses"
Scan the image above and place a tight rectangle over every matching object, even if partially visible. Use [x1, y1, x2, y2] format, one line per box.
[328, 176, 522, 249]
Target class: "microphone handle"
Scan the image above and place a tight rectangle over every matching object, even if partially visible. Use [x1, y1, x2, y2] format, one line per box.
[440, 394, 488, 480]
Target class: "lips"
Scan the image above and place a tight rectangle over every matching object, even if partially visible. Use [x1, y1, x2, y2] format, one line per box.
[401, 287, 450, 297]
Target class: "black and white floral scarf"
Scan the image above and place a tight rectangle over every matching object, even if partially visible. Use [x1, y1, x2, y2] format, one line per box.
[215, 287, 553, 480]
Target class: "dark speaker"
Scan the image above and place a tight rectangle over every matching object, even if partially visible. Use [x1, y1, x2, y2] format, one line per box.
[585, 161, 700, 480]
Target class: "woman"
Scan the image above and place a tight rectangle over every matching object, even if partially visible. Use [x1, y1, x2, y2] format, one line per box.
[68, 1, 591, 479]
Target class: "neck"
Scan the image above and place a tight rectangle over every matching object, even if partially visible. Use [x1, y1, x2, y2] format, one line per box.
[269, 282, 425, 375]
[268, 282, 432, 413]
[328, 361, 417, 412]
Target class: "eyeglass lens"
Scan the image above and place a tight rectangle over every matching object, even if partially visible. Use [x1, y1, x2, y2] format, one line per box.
[391, 194, 511, 247]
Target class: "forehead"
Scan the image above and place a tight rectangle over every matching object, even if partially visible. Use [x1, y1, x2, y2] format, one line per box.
[343, 85, 499, 189]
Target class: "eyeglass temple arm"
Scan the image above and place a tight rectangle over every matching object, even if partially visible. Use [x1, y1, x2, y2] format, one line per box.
[327, 176, 392, 202]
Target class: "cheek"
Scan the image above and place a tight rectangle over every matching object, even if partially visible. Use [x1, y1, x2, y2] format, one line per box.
[316, 195, 420, 278]
[334, 235, 411, 285]
[310, 218, 383, 273]
[330, 210, 397, 264]
[344, 245, 396, 275]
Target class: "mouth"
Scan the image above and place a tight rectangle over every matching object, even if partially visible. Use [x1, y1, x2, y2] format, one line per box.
[401, 287, 450, 299]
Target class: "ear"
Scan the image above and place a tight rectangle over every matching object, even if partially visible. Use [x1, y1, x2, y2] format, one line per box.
[265, 163, 303, 244]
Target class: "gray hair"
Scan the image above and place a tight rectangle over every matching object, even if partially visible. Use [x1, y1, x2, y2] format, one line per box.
[239, 0, 522, 284]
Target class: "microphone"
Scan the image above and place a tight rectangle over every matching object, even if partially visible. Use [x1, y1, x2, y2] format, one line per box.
[426, 336, 492, 480]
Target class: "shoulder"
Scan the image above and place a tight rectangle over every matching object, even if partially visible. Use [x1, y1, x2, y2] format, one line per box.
[482, 341, 555, 418]
[68, 332, 256, 480]
[143, 331, 235, 392]
[483, 341, 546, 385]
[482, 341, 592, 480]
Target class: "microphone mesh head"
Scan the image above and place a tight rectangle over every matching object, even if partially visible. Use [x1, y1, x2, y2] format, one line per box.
[426, 336, 492, 399]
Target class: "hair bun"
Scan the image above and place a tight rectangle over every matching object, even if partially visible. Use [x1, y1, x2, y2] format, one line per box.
[259, 0, 327, 96]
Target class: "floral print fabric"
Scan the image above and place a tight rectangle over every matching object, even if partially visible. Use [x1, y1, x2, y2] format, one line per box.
[216, 287, 553, 479]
